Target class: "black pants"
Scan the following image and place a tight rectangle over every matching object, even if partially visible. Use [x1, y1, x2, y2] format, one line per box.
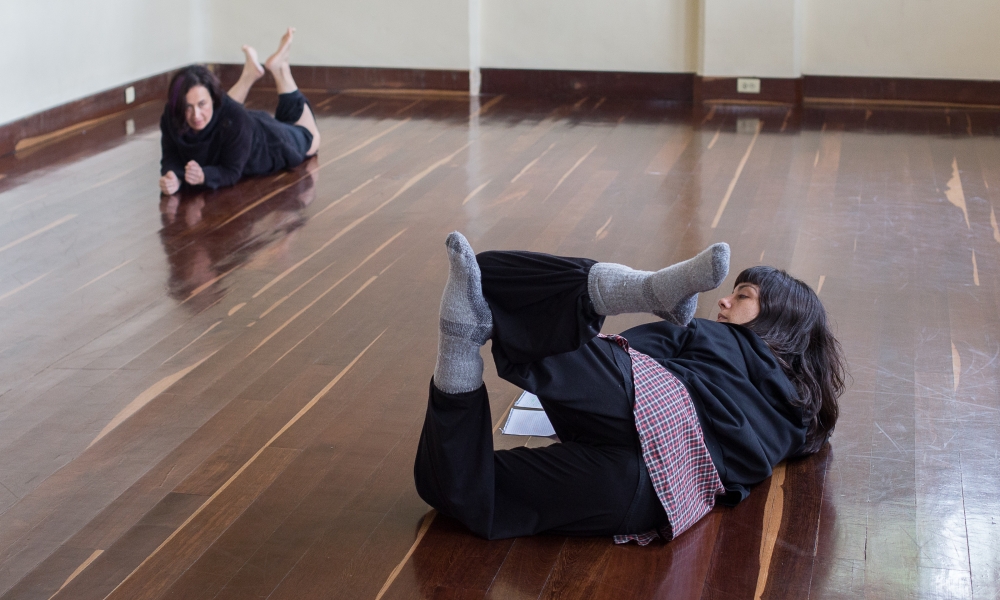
[274, 91, 314, 156]
[413, 251, 668, 539]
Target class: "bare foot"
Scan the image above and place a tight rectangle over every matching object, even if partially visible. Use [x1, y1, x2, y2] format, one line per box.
[265, 27, 295, 74]
[241, 45, 265, 81]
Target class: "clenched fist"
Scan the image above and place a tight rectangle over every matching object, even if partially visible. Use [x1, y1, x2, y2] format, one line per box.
[159, 171, 180, 195]
[184, 160, 205, 186]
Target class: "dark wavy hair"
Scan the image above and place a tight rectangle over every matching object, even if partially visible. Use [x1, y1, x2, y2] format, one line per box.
[166, 65, 223, 133]
[735, 266, 847, 455]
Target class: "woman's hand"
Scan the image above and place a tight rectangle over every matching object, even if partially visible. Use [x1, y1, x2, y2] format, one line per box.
[159, 171, 180, 195]
[184, 160, 206, 186]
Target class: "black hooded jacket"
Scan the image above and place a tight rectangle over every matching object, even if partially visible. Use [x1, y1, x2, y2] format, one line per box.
[623, 318, 807, 505]
[160, 95, 307, 189]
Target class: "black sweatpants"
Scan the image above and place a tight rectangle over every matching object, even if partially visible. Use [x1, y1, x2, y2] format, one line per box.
[274, 90, 314, 156]
[413, 251, 668, 539]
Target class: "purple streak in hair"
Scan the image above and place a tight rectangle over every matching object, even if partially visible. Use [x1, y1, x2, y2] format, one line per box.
[169, 75, 186, 109]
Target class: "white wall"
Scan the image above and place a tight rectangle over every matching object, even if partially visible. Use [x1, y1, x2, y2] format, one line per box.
[700, 0, 801, 78]
[204, 0, 469, 70]
[6, 0, 1000, 128]
[0, 0, 202, 126]
[803, 0, 1000, 79]
[480, 0, 697, 73]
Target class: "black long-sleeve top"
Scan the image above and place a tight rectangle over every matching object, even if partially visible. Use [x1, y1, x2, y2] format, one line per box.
[160, 95, 307, 190]
[623, 319, 808, 506]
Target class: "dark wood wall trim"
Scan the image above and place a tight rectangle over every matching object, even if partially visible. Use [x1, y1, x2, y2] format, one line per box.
[0, 71, 177, 157]
[478, 71, 1000, 108]
[802, 75, 1000, 107]
[7, 66, 1000, 157]
[480, 68, 694, 101]
[0, 65, 469, 158]
[212, 64, 469, 94]
[691, 75, 1000, 108]
[695, 76, 802, 106]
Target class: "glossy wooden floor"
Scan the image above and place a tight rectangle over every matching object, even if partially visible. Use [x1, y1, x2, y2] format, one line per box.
[0, 90, 998, 600]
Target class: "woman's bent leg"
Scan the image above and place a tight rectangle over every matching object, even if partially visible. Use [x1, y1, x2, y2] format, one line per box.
[477, 250, 601, 364]
[273, 92, 316, 160]
[494, 336, 637, 447]
[588, 244, 730, 324]
[228, 46, 265, 105]
[413, 380, 666, 539]
[493, 442, 666, 537]
[265, 27, 321, 155]
[414, 380, 495, 537]
[265, 28, 297, 94]
[479, 246, 731, 351]
[416, 237, 666, 539]
[294, 104, 320, 156]
[477, 249, 635, 446]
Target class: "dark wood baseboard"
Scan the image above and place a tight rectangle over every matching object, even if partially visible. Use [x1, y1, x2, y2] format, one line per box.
[477, 69, 1000, 110]
[0, 65, 468, 158]
[212, 64, 469, 94]
[480, 68, 694, 101]
[695, 76, 802, 106]
[802, 75, 1000, 108]
[0, 71, 177, 157]
[7, 65, 1000, 158]
[693, 74, 1000, 108]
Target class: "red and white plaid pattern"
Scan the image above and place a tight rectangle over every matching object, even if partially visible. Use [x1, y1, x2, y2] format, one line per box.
[600, 334, 725, 545]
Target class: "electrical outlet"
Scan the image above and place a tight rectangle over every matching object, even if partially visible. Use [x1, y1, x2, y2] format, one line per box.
[125, 119, 135, 135]
[737, 118, 760, 134]
[124, 86, 136, 104]
[737, 78, 761, 94]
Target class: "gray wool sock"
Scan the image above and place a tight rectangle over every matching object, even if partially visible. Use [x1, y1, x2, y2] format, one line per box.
[587, 243, 730, 325]
[433, 232, 493, 394]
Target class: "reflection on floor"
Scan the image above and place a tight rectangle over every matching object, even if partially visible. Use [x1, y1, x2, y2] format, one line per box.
[0, 89, 997, 599]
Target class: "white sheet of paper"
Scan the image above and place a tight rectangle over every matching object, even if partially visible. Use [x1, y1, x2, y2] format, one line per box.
[514, 391, 543, 409]
[502, 408, 556, 437]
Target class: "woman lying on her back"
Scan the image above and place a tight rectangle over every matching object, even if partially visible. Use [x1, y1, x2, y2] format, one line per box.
[158, 28, 320, 194]
[414, 233, 846, 544]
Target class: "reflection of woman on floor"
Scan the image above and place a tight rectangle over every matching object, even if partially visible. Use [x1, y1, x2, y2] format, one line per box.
[414, 233, 846, 544]
[159, 27, 321, 194]
[158, 169, 317, 311]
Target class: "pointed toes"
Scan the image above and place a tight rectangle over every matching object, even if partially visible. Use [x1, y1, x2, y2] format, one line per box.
[655, 294, 698, 326]
[445, 231, 467, 252]
[445, 231, 476, 262]
[710, 242, 730, 283]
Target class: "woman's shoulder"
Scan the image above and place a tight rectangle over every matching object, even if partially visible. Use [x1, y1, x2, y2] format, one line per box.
[691, 318, 764, 346]
[624, 318, 768, 359]
[685, 318, 746, 346]
[688, 319, 786, 371]
[208, 97, 254, 143]
[217, 95, 249, 122]
[701, 320, 800, 400]
[159, 103, 175, 133]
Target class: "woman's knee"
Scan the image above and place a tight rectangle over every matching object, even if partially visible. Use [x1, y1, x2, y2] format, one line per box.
[412, 458, 444, 511]
[413, 461, 495, 538]
[306, 131, 320, 156]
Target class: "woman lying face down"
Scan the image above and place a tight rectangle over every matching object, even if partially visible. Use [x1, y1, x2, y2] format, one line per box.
[182, 85, 214, 132]
[158, 27, 321, 195]
[414, 234, 847, 544]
